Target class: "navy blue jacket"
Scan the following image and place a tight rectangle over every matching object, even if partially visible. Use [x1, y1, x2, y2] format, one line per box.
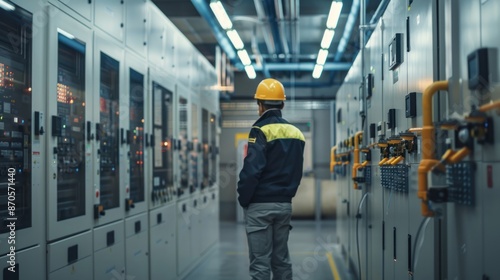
[237, 109, 305, 208]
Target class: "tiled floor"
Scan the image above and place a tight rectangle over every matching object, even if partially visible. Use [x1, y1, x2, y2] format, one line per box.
[184, 220, 353, 280]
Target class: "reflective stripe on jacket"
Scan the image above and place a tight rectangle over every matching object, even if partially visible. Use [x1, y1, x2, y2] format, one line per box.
[237, 109, 305, 208]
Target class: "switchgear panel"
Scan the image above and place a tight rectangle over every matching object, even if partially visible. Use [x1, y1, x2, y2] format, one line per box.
[129, 69, 145, 207]
[210, 113, 217, 187]
[98, 53, 120, 211]
[0, 7, 33, 232]
[178, 97, 189, 197]
[55, 33, 86, 221]
[202, 109, 209, 189]
[190, 104, 199, 193]
[151, 82, 174, 204]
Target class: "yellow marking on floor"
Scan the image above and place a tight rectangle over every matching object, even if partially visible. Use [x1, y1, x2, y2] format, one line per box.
[227, 250, 343, 280]
[326, 252, 341, 280]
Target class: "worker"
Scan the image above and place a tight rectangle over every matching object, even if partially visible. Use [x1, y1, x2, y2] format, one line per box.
[237, 78, 306, 280]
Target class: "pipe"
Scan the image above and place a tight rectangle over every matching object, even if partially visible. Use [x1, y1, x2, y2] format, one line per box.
[409, 127, 423, 133]
[447, 147, 470, 164]
[352, 131, 363, 189]
[254, 0, 277, 55]
[334, 0, 360, 62]
[479, 100, 500, 112]
[378, 158, 389, 166]
[391, 156, 404, 165]
[191, 0, 242, 69]
[275, 0, 289, 57]
[263, 0, 283, 55]
[418, 80, 449, 217]
[254, 62, 352, 71]
[330, 146, 337, 173]
[369, 0, 390, 25]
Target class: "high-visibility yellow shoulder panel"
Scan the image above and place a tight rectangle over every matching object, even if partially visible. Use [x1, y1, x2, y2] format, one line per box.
[260, 123, 305, 142]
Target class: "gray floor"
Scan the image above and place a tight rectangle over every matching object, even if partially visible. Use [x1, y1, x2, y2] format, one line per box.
[184, 220, 353, 280]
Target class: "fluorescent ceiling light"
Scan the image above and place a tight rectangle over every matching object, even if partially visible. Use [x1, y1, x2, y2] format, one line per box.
[316, 49, 329, 65]
[0, 0, 15, 11]
[226, 29, 244, 50]
[244, 65, 256, 79]
[210, 0, 233, 30]
[312, 64, 324, 79]
[237, 49, 251, 66]
[321, 29, 335, 49]
[326, 1, 343, 29]
[57, 28, 75, 40]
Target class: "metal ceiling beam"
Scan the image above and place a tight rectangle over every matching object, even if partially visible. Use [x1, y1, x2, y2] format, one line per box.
[254, 62, 351, 71]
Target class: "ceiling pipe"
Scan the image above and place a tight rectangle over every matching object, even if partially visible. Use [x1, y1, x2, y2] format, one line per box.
[251, 28, 272, 77]
[365, 0, 390, 41]
[262, 0, 284, 55]
[254, 62, 351, 71]
[254, 0, 277, 55]
[281, 0, 361, 88]
[191, 0, 243, 69]
[293, 0, 300, 63]
[275, 0, 290, 59]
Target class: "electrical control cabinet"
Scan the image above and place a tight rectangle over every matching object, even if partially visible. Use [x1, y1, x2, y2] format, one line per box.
[149, 204, 177, 280]
[177, 87, 191, 198]
[177, 197, 192, 275]
[93, 221, 125, 280]
[1, 1, 219, 280]
[46, 8, 94, 242]
[335, 0, 500, 279]
[201, 108, 210, 190]
[149, 72, 175, 208]
[47, 0, 93, 23]
[125, 0, 147, 57]
[93, 35, 125, 226]
[47, 231, 93, 280]
[0, 3, 44, 263]
[94, 0, 124, 42]
[0, 245, 45, 280]
[125, 213, 149, 280]
[210, 112, 218, 188]
[124, 52, 148, 216]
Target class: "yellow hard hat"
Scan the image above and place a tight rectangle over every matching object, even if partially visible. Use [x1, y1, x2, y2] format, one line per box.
[254, 78, 286, 103]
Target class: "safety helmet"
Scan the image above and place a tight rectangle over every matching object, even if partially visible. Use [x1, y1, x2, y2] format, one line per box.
[254, 78, 286, 104]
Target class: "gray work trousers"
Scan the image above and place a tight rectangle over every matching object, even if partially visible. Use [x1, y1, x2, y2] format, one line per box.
[244, 203, 293, 280]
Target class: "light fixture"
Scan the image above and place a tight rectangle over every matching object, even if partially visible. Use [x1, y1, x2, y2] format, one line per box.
[316, 49, 329, 65]
[226, 29, 244, 50]
[0, 0, 15, 11]
[244, 65, 256, 79]
[321, 29, 335, 49]
[237, 49, 251, 66]
[326, 1, 343, 29]
[209, 0, 232, 30]
[57, 28, 75, 40]
[312, 64, 324, 79]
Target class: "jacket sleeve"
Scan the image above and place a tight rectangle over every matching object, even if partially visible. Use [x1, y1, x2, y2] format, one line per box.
[237, 127, 267, 208]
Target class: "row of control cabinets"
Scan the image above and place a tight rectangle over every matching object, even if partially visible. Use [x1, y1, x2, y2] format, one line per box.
[0, 1, 220, 280]
[333, 0, 500, 279]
